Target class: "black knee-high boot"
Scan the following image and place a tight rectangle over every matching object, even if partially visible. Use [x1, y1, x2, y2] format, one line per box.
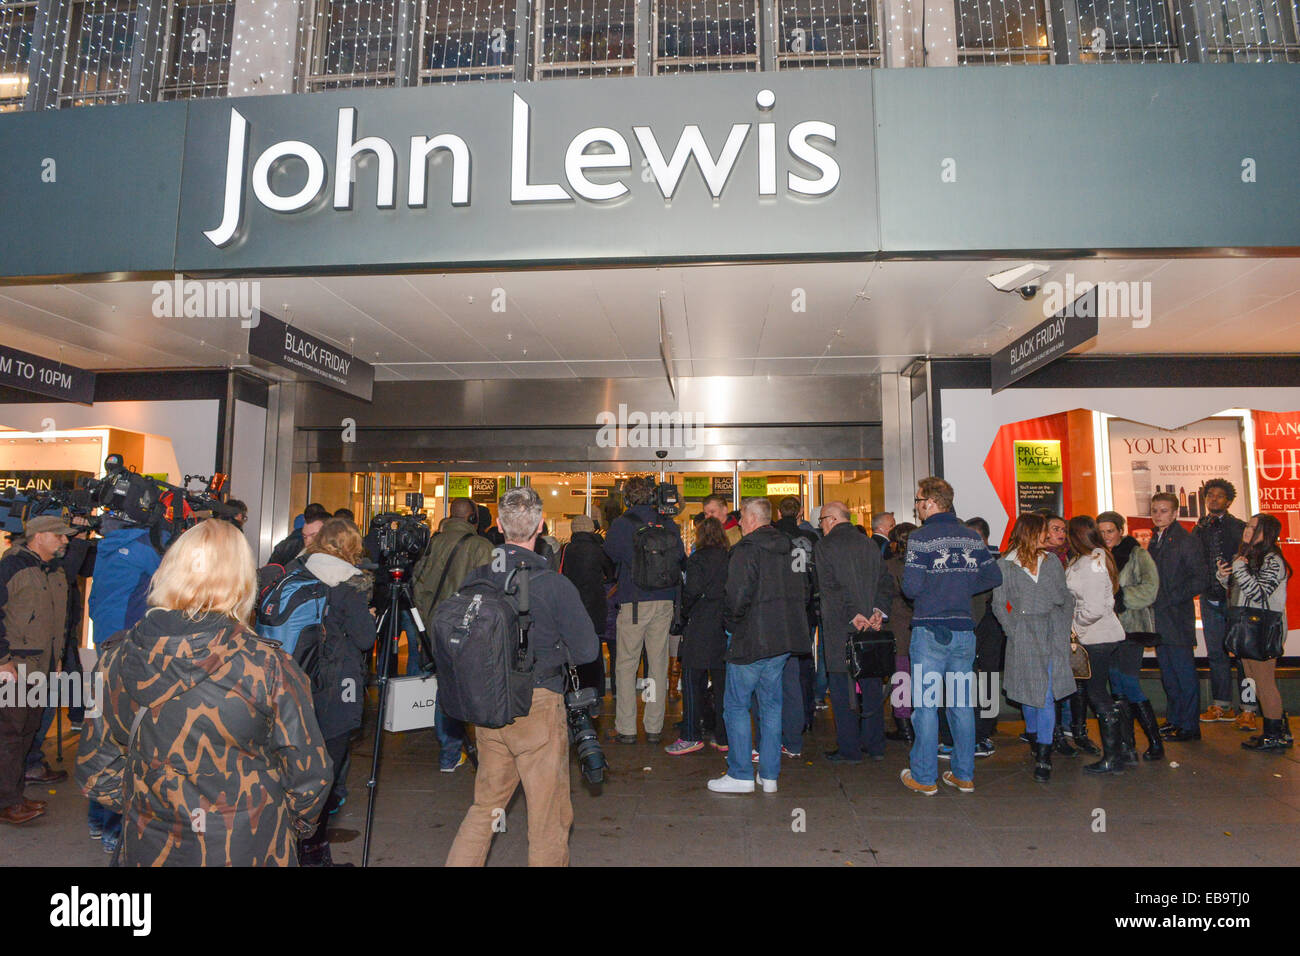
[1069, 690, 1099, 755]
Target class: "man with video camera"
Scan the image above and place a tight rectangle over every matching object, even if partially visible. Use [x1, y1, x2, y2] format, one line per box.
[444, 487, 597, 867]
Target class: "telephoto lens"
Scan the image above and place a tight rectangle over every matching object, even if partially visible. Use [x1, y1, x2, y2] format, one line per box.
[565, 687, 607, 785]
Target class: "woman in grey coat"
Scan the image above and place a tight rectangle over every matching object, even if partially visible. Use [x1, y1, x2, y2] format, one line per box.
[992, 513, 1076, 782]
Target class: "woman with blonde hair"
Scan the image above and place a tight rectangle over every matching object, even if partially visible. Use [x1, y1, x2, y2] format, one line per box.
[992, 513, 1076, 782]
[296, 516, 375, 865]
[77, 518, 332, 866]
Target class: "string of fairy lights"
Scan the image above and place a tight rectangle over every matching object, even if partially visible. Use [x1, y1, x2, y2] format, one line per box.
[655, 0, 759, 72]
[777, 0, 880, 68]
[0, 1, 38, 108]
[160, 1, 235, 98]
[536, 0, 637, 78]
[954, 0, 1052, 61]
[9, 0, 1300, 110]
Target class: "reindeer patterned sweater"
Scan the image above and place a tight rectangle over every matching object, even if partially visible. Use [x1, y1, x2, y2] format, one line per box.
[901, 511, 1002, 633]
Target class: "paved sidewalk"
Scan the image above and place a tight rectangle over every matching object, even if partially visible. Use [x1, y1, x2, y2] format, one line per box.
[4, 695, 1297, 867]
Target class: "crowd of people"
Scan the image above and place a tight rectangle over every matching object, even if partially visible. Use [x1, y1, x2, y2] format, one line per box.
[0, 470, 1291, 866]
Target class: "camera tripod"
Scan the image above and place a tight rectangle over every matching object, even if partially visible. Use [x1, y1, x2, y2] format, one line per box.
[362, 562, 477, 868]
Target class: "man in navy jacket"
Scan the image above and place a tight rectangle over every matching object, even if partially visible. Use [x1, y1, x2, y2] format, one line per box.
[602, 477, 684, 744]
[900, 477, 1001, 796]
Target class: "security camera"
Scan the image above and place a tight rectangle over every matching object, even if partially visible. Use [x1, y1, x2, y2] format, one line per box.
[988, 264, 1049, 294]
[655, 449, 668, 459]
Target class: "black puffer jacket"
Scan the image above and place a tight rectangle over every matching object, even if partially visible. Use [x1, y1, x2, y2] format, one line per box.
[680, 545, 729, 669]
[724, 525, 811, 664]
[559, 532, 614, 636]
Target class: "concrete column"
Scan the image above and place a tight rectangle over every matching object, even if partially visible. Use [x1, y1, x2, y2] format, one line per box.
[881, 367, 932, 521]
[883, 0, 920, 67]
[258, 381, 297, 564]
[228, 0, 303, 96]
[923, 0, 959, 65]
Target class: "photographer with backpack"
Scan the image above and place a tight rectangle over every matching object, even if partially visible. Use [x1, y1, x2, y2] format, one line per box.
[602, 477, 685, 744]
[443, 487, 598, 867]
[293, 518, 375, 866]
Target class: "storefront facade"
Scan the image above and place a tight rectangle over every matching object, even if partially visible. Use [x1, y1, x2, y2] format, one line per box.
[1, 6, 1298, 652]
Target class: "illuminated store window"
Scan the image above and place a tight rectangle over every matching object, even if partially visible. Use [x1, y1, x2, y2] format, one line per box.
[59, 0, 138, 107]
[419, 0, 515, 82]
[159, 0, 235, 99]
[535, 0, 636, 77]
[306, 0, 400, 90]
[654, 0, 759, 72]
[0, 1, 35, 110]
[956, 0, 1054, 62]
[776, 0, 881, 68]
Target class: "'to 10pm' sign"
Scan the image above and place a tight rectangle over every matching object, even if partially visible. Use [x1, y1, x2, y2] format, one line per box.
[0, 344, 95, 404]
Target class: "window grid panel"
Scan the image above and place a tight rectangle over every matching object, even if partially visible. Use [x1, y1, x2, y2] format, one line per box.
[536, 0, 637, 78]
[0, 1, 36, 109]
[159, 0, 234, 99]
[309, 0, 400, 90]
[1191, 0, 1300, 61]
[776, 0, 881, 68]
[419, 0, 515, 84]
[1075, 0, 1180, 60]
[654, 0, 759, 73]
[955, 0, 1054, 62]
[58, 0, 139, 107]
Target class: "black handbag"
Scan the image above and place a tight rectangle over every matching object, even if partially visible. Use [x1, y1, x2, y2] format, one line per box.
[845, 629, 896, 681]
[1224, 606, 1285, 662]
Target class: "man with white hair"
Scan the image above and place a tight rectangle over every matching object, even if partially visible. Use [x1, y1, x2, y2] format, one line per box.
[871, 512, 895, 558]
[708, 498, 810, 794]
[446, 487, 598, 866]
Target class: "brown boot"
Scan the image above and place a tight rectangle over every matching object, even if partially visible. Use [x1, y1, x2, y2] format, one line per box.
[21, 798, 47, 812]
[668, 658, 682, 703]
[0, 803, 44, 824]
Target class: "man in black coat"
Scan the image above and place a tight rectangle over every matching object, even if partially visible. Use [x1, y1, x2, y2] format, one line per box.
[708, 498, 810, 795]
[1193, 479, 1248, 724]
[1148, 492, 1211, 741]
[814, 501, 895, 763]
[773, 496, 818, 753]
[559, 515, 614, 697]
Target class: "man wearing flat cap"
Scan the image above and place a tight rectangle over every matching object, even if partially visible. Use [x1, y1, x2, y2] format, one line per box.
[0, 515, 73, 824]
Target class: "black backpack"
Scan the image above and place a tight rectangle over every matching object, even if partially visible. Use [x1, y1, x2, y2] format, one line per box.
[256, 559, 330, 687]
[430, 563, 539, 729]
[631, 518, 682, 591]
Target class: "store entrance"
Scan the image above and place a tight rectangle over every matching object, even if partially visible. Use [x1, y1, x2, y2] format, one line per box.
[301, 463, 886, 542]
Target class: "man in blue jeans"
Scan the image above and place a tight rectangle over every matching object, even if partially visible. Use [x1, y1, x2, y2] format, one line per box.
[900, 477, 1001, 795]
[709, 498, 810, 794]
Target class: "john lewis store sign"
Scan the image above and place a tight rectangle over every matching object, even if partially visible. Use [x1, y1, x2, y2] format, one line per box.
[175, 73, 875, 272]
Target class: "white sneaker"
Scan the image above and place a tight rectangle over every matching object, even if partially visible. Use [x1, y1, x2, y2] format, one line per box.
[756, 774, 778, 793]
[707, 773, 755, 794]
